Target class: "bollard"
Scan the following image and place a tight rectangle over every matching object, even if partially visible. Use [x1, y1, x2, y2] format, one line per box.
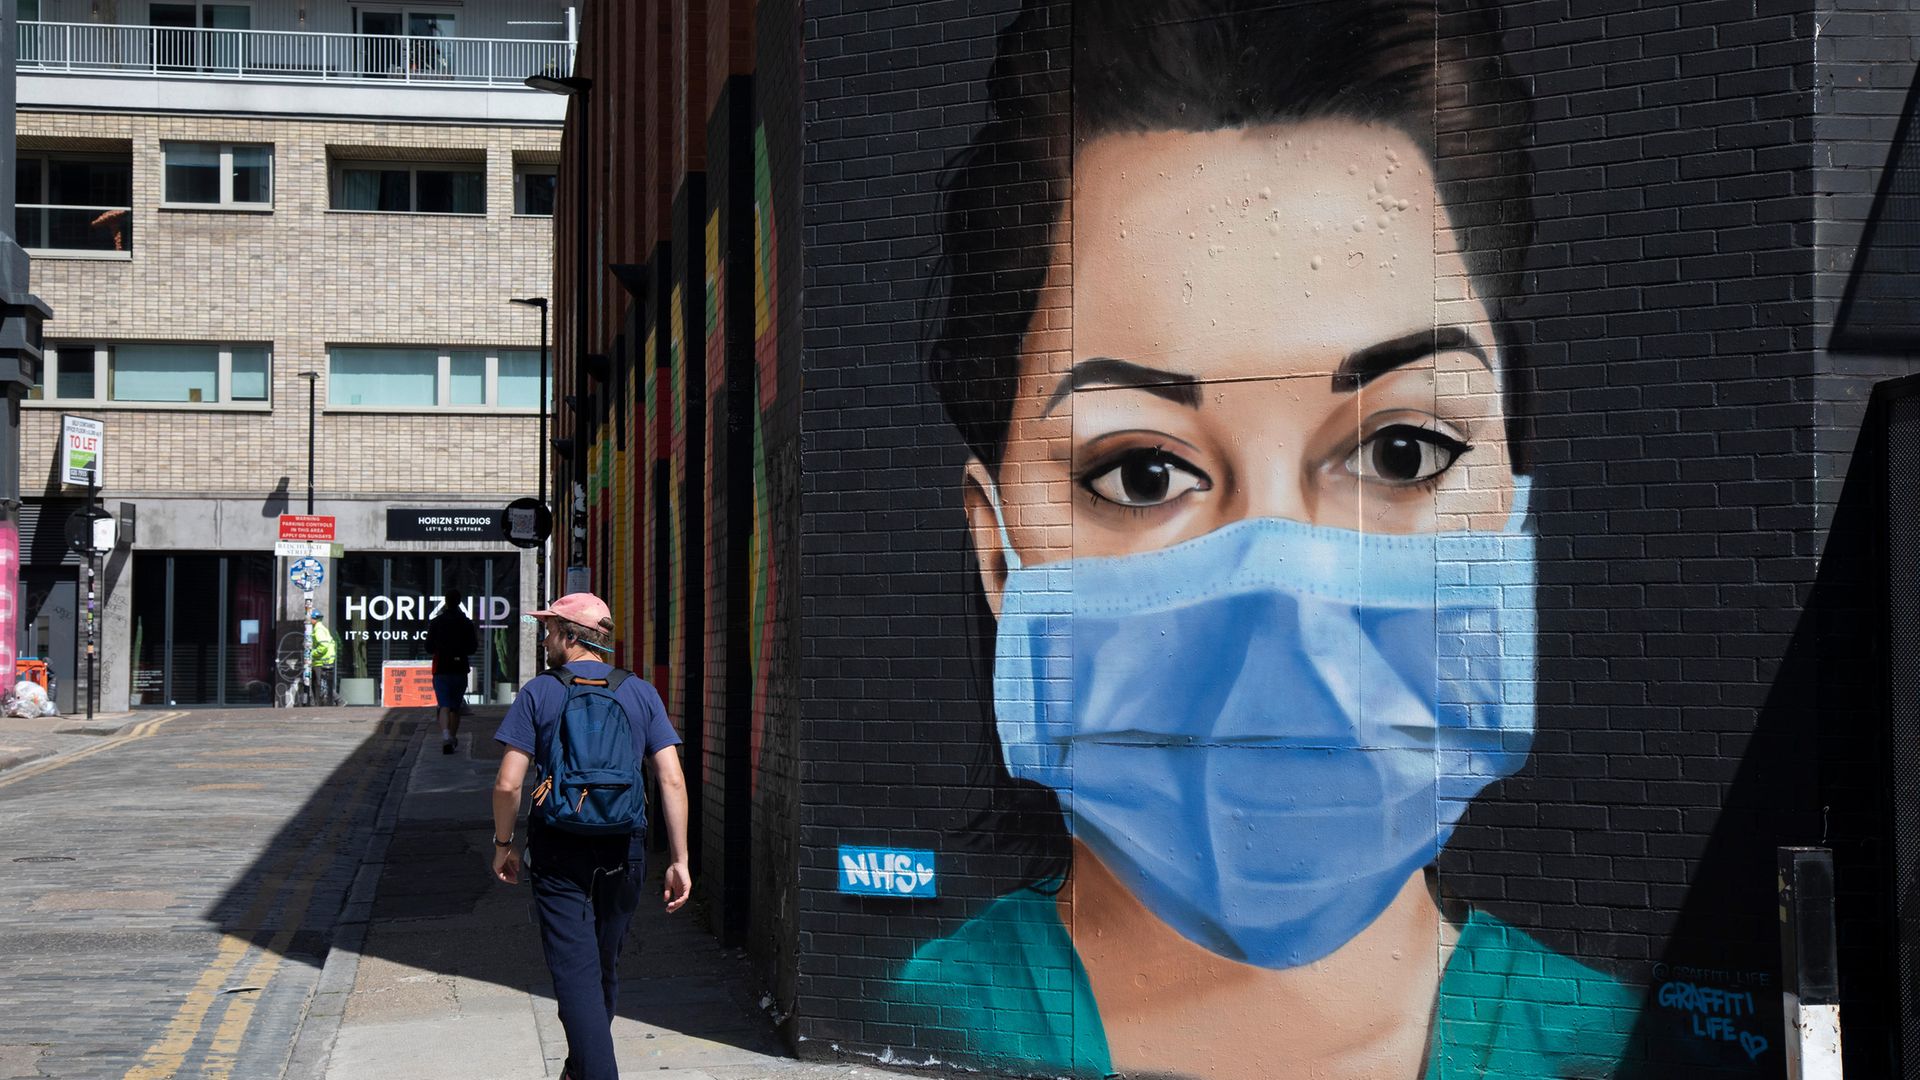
[1779, 847, 1844, 1080]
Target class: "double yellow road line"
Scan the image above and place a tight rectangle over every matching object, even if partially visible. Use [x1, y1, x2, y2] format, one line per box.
[0, 710, 185, 791]
[122, 716, 412, 1080]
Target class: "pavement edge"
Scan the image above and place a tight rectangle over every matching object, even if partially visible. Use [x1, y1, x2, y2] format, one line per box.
[282, 719, 426, 1080]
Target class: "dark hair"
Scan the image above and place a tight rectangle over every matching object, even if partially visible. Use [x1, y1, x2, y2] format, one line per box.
[925, 0, 1536, 473]
[924, 0, 1537, 888]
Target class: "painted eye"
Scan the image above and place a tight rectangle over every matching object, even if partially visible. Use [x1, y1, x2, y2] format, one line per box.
[1083, 448, 1211, 508]
[1348, 424, 1471, 485]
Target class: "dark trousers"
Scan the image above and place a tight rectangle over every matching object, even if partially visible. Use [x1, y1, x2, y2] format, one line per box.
[529, 830, 643, 1080]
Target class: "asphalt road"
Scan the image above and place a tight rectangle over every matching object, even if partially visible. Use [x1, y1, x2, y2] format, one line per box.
[0, 706, 422, 1080]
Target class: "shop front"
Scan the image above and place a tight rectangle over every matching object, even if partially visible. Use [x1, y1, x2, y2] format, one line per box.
[332, 551, 521, 706]
[129, 551, 276, 706]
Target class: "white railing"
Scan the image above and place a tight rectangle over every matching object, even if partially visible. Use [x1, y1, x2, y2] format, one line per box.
[17, 21, 571, 88]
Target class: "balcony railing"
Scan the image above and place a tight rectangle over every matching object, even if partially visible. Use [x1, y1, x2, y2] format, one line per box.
[18, 21, 571, 89]
[17, 204, 133, 254]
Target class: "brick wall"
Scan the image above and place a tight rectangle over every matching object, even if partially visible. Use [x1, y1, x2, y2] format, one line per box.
[795, 1, 1909, 1078]
[552, 0, 805, 1032]
[19, 111, 556, 500]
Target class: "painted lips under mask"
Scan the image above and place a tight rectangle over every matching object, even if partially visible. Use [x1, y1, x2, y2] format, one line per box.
[991, 484, 1536, 969]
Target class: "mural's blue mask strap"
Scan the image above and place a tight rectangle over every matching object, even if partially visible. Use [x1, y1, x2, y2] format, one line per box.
[985, 474, 1537, 970]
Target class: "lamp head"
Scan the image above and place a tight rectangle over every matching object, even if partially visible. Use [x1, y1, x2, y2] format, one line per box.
[525, 75, 591, 96]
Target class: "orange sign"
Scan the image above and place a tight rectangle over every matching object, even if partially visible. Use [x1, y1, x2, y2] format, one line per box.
[279, 514, 337, 541]
[381, 660, 437, 708]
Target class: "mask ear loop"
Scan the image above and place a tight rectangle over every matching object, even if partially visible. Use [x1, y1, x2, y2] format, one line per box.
[1503, 474, 1534, 535]
[983, 483, 1025, 572]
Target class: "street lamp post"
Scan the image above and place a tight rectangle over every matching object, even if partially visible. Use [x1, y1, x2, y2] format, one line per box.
[296, 370, 319, 705]
[298, 370, 318, 514]
[526, 73, 592, 574]
[510, 295, 549, 604]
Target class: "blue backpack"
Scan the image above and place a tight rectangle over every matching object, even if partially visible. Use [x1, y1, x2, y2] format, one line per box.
[529, 667, 646, 836]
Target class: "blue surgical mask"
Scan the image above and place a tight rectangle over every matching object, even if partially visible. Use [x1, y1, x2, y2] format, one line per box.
[989, 479, 1535, 969]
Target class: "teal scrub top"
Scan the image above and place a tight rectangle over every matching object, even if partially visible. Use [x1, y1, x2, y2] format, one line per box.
[887, 887, 1638, 1079]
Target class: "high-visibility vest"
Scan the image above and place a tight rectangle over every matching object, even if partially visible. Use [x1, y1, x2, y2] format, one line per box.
[310, 621, 338, 666]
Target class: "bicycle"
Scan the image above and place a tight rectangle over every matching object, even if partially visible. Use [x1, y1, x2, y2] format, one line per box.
[273, 630, 337, 707]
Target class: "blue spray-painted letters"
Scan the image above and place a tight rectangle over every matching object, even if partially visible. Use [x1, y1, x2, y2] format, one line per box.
[838, 847, 936, 898]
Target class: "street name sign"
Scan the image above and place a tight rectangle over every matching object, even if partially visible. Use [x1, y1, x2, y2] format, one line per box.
[274, 541, 335, 558]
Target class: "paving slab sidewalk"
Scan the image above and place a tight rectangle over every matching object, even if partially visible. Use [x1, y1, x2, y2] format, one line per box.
[294, 713, 930, 1080]
[0, 710, 140, 772]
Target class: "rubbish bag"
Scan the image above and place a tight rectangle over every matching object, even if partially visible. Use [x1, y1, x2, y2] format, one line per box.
[5, 678, 51, 718]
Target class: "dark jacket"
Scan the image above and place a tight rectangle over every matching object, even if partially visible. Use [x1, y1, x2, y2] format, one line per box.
[426, 604, 478, 677]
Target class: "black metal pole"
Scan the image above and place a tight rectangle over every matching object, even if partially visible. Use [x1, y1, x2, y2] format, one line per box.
[538, 298, 549, 604]
[86, 476, 96, 722]
[572, 89, 590, 567]
[305, 374, 316, 515]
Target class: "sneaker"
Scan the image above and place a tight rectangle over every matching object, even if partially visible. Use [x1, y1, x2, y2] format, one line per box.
[441, 739, 454, 755]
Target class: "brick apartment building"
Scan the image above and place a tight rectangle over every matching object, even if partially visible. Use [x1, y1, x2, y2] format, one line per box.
[15, 0, 567, 711]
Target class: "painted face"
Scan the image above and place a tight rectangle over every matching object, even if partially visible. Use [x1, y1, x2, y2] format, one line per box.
[969, 120, 1514, 583]
[967, 120, 1535, 968]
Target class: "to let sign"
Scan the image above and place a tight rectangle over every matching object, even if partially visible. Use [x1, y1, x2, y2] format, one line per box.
[279, 515, 336, 541]
[60, 415, 103, 487]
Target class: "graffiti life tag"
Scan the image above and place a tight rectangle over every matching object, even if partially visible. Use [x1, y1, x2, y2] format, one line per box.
[837, 846, 936, 898]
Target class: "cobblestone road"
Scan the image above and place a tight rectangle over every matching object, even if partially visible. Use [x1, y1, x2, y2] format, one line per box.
[0, 706, 421, 1080]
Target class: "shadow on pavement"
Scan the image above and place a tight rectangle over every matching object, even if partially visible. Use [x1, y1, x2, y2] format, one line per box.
[210, 705, 788, 1069]
[203, 707, 423, 972]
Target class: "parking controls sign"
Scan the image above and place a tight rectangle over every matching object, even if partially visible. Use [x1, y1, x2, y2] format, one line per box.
[289, 557, 325, 592]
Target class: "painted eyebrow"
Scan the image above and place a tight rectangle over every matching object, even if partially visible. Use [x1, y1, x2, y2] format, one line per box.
[1042, 357, 1200, 416]
[1331, 327, 1490, 392]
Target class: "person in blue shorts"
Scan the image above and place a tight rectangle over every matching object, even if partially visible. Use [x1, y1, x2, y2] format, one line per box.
[426, 588, 477, 753]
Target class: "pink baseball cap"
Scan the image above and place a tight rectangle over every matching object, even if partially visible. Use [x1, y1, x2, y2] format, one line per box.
[529, 592, 613, 633]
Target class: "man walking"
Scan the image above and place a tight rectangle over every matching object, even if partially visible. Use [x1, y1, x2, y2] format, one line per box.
[490, 592, 691, 1080]
[427, 589, 478, 754]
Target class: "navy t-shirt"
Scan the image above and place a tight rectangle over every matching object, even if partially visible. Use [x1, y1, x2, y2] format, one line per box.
[495, 661, 682, 852]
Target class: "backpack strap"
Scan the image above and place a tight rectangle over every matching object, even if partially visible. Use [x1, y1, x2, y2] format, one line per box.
[605, 668, 633, 692]
[541, 666, 577, 687]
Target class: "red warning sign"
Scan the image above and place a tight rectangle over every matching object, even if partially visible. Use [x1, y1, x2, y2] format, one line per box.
[279, 515, 336, 541]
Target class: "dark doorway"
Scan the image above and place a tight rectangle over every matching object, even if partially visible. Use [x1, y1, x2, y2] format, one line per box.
[130, 552, 275, 706]
[18, 570, 76, 714]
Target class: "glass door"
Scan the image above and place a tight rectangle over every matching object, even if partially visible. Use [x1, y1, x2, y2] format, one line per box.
[131, 552, 274, 706]
[201, 3, 250, 74]
[357, 10, 404, 77]
[149, 3, 196, 72]
[405, 12, 455, 76]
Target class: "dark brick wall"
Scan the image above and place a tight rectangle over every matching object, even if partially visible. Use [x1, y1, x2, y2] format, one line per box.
[798, 0, 1061, 1060]
[550, 0, 806, 1033]
[755, 0, 807, 1030]
[796, 1, 1910, 1078]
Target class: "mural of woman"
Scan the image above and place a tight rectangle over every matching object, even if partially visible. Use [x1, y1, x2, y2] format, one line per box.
[891, 1, 1640, 1078]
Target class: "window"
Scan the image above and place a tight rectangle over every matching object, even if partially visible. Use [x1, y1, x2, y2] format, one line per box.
[514, 164, 556, 216]
[32, 343, 272, 405]
[330, 161, 485, 215]
[151, 3, 250, 73]
[328, 348, 539, 410]
[496, 350, 546, 408]
[163, 143, 273, 209]
[16, 152, 133, 254]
